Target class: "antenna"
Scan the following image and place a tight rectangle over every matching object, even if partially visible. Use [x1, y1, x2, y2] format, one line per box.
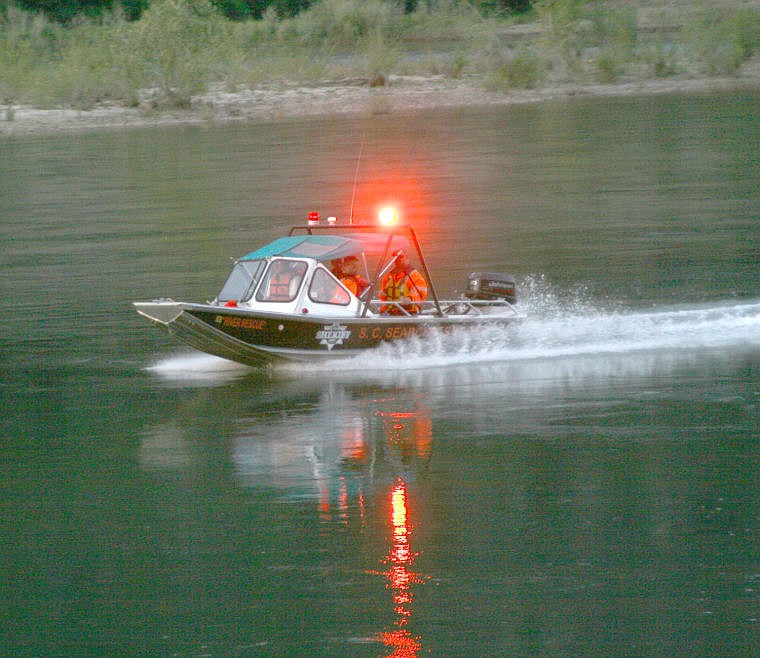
[348, 133, 365, 225]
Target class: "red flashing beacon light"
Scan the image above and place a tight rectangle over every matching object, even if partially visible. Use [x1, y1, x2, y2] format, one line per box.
[307, 211, 320, 226]
[378, 206, 399, 227]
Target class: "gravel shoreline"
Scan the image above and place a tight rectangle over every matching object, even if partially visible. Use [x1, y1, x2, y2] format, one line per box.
[1, 73, 758, 137]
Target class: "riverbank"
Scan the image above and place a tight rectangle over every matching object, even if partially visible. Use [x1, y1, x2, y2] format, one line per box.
[3, 0, 760, 136]
[2, 71, 759, 137]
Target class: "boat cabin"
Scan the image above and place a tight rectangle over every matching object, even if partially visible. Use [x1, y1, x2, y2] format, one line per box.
[217, 255, 364, 317]
[214, 230, 412, 318]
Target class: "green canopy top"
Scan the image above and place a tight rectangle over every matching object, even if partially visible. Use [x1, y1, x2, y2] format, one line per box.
[241, 233, 409, 262]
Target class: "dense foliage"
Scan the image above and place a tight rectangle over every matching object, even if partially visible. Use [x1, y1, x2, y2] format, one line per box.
[1, 0, 758, 113]
[4, 0, 532, 23]
[6, 0, 146, 21]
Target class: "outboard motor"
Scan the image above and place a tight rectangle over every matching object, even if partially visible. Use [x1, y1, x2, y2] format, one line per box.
[465, 272, 517, 305]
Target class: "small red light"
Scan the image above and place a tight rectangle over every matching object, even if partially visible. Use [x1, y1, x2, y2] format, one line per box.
[307, 211, 320, 225]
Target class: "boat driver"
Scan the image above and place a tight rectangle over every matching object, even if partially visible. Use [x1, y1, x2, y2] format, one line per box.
[379, 250, 427, 314]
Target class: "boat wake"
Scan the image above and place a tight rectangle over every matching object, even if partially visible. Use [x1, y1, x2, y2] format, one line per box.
[302, 296, 760, 373]
[145, 294, 760, 384]
[146, 351, 253, 385]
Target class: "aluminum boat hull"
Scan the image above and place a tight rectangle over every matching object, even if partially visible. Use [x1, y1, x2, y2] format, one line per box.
[135, 301, 520, 368]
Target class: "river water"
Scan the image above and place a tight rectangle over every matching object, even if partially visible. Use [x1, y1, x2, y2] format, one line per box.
[2, 90, 759, 656]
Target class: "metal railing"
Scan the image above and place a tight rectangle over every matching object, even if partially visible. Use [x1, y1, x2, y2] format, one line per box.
[366, 297, 520, 318]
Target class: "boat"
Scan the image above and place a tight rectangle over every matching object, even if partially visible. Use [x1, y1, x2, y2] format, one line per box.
[134, 208, 521, 367]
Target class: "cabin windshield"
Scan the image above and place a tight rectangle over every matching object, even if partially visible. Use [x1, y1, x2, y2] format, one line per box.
[217, 260, 266, 302]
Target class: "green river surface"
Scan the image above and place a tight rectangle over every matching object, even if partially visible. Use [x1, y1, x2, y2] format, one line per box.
[2, 89, 759, 656]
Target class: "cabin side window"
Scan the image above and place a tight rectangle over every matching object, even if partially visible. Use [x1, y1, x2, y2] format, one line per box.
[308, 267, 350, 306]
[255, 260, 307, 303]
[218, 260, 266, 303]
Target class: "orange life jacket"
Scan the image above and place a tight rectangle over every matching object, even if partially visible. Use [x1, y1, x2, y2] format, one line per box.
[342, 274, 369, 298]
[268, 273, 292, 301]
[379, 268, 427, 314]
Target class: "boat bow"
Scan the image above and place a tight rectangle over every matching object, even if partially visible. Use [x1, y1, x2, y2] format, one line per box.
[134, 300, 184, 325]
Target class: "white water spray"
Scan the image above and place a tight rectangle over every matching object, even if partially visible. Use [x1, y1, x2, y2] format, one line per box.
[145, 287, 760, 383]
[146, 351, 252, 385]
[315, 295, 760, 374]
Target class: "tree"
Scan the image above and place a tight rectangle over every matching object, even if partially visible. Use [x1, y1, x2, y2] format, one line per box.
[12, 0, 148, 22]
[477, 0, 532, 14]
[210, 0, 311, 20]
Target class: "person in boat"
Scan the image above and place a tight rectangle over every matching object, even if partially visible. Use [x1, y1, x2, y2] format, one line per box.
[263, 259, 303, 302]
[340, 255, 369, 298]
[329, 258, 346, 285]
[379, 250, 428, 315]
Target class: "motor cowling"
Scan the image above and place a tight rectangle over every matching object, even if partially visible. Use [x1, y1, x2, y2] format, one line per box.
[465, 272, 517, 305]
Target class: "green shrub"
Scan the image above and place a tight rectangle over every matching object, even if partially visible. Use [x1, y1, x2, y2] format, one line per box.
[23, 24, 124, 107]
[533, 0, 587, 71]
[486, 44, 542, 89]
[587, 4, 637, 60]
[644, 40, 680, 79]
[120, 0, 232, 107]
[286, 0, 401, 47]
[364, 25, 400, 82]
[686, 5, 760, 75]
[0, 7, 64, 102]
[731, 6, 760, 62]
[594, 48, 621, 83]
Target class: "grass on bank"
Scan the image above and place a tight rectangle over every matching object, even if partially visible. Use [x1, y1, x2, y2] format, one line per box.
[1, 0, 759, 114]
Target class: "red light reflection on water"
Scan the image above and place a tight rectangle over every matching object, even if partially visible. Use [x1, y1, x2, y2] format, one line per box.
[314, 395, 430, 655]
[377, 478, 423, 657]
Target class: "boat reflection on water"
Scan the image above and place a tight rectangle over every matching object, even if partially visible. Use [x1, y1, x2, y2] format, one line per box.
[230, 384, 432, 655]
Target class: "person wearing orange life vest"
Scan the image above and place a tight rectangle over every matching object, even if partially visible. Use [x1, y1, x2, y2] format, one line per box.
[340, 255, 369, 298]
[264, 260, 301, 301]
[379, 250, 427, 314]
